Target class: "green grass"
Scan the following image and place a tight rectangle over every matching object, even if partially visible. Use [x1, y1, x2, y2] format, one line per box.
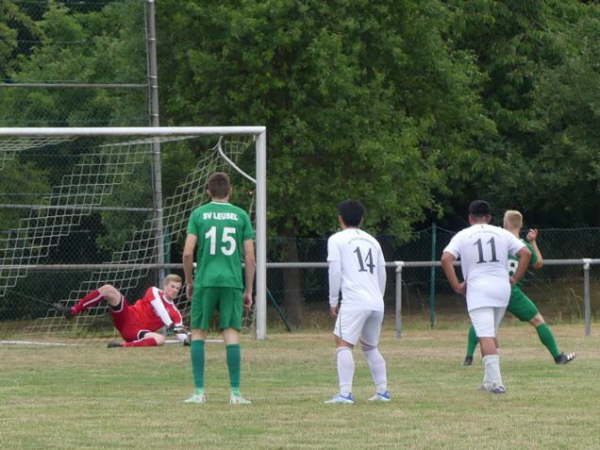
[1, 321, 599, 449]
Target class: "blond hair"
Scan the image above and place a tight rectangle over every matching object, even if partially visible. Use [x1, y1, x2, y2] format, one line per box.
[163, 274, 182, 286]
[503, 210, 523, 230]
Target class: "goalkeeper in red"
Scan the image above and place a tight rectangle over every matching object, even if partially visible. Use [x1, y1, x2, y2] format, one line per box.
[462, 210, 575, 366]
[53, 274, 188, 347]
[183, 172, 256, 405]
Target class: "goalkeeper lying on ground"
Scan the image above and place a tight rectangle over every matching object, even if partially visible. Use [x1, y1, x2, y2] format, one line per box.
[53, 273, 190, 348]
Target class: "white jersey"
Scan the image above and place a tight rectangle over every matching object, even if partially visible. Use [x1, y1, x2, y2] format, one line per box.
[327, 228, 386, 312]
[443, 224, 525, 310]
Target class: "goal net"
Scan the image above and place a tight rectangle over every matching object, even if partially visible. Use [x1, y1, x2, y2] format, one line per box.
[0, 127, 267, 344]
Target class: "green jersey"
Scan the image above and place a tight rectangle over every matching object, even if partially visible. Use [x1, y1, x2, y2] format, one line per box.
[186, 201, 254, 288]
[508, 239, 538, 288]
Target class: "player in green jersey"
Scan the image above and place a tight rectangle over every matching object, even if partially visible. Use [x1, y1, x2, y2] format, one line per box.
[463, 210, 575, 366]
[182, 172, 256, 404]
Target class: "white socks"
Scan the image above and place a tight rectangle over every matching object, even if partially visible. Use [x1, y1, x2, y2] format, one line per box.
[336, 346, 355, 395]
[482, 354, 503, 388]
[363, 347, 388, 393]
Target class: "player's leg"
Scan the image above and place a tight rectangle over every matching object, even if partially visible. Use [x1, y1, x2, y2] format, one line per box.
[219, 288, 251, 404]
[184, 287, 215, 404]
[360, 311, 389, 401]
[511, 290, 576, 364]
[119, 331, 165, 348]
[56, 284, 122, 318]
[469, 306, 506, 394]
[463, 325, 478, 366]
[325, 309, 368, 404]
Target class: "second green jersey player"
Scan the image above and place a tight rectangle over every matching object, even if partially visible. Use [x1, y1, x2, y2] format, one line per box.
[183, 172, 256, 405]
[463, 210, 575, 366]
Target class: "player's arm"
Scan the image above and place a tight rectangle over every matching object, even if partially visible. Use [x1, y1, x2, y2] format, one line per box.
[327, 236, 341, 317]
[328, 259, 342, 317]
[182, 233, 198, 298]
[149, 288, 174, 329]
[243, 239, 256, 310]
[377, 247, 387, 295]
[511, 246, 532, 285]
[441, 251, 465, 295]
[526, 228, 543, 269]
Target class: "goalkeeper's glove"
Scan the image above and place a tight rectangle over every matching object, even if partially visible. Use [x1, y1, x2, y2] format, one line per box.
[167, 323, 189, 334]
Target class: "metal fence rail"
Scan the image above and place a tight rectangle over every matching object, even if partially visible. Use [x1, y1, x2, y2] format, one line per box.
[5, 259, 598, 338]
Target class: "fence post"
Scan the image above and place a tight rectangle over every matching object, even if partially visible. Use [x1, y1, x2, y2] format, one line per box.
[583, 258, 591, 336]
[395, 261, 404, 339]
[429, 223, 437, 328]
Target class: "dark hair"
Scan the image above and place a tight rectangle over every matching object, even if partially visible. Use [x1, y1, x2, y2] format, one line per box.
[337, 200, 365, 227]
[468, 200, 491, 217]
[207, 172, 230, 198]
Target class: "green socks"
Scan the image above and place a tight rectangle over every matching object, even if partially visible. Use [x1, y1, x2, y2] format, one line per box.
[191, 341, 242, 394]
[466, 325, 478, 358]
[191, 340, 205, 390]
[536, 323, 560, 359]
[226, 344, 241, 393]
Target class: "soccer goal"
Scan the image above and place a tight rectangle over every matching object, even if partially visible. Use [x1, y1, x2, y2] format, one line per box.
[0, 127, 267, 342]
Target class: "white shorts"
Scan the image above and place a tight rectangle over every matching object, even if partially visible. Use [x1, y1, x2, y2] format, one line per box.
[469, 306, 506, 338]
[333, 309, 383, 346]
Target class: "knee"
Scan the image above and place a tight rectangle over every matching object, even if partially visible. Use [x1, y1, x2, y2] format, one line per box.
[360, 341, 376, 353]
[99, 284, 117, 296]
[154, 334, 166, 346]
[530, 313, 545, 326]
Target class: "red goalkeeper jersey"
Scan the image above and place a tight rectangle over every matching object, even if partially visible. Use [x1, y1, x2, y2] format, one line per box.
[131, 287, 183, 331]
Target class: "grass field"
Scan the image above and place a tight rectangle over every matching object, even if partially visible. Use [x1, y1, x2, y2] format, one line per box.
[1, 319, 599, 449]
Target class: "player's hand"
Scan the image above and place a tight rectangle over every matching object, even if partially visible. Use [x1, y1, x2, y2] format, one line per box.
[510, 276, 517, 285]
[167, 323, 189, 334]
[454, 282, 466, 296]
[243, 292, 253, 310]
[526, 229, 538, 242]
[186, 283, 193, 299]
[173, 324, 189, 335]
[329, 305, 339, 318]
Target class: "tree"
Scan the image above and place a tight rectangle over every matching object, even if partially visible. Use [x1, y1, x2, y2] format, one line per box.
[157, 0, 491, 325]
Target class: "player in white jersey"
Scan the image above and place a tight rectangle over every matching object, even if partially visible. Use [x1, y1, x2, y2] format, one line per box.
[441, 200, 531, 394]
[325, 200, 389, 404]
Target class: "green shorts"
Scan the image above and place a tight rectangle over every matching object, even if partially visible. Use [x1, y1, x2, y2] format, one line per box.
[507, 287, 539, 322]
[191, 286, 243, 331]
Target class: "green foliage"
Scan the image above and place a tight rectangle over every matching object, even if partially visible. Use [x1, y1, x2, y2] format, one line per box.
[0, 0, 147, 126]
[158, 0, 493, 236]
[0, 158, 51, 231]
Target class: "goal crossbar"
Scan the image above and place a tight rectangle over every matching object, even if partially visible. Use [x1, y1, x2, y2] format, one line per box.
[0, 126, 268, 340]
[0, 126, 266, 137]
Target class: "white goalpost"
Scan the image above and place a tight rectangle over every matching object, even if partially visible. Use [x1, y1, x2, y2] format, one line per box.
[0, 126, 268, 341]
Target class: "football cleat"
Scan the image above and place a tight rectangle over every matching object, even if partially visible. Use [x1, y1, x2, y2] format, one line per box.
[555, 352, 576, 365]
[479, 383, 506, 394]
[368, 391, 391, 402]
[324, 393, 355, 404]
[52, 302, 73, 320]
[106, 341, 123, 348]
[463, 356, 474, 366]
[229, 393, 252, 405]
[184, 393, 207, 404]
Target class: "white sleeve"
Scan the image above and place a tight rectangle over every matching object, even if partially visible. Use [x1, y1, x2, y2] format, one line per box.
[328, 259, 342, 308]
[443, 234, 461, 258]
[150, 288, 173, 327]
[377, 247, 386, 295]
[507, 231, 526, 256]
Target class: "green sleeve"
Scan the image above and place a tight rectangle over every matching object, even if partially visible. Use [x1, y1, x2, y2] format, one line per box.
[242, 211, 255, 241]
[526, 241, 538, 266]
[187, 210, 199, 236]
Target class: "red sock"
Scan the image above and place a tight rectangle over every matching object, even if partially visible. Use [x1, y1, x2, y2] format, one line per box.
[71, 289, 103, 315]
[123, 337, 158, 347]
